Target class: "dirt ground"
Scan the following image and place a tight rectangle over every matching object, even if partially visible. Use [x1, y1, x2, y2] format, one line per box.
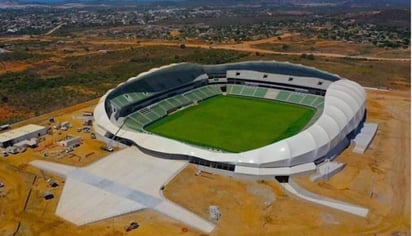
[250, 34, 411, 59]
[164, 89, 410, 235]
[293, 89, 411, 235]
[0, 84, 409, 235]
[1, 34, 409, 77]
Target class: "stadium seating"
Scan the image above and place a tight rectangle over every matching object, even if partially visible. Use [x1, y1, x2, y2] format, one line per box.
[240, 86, 256, 96]
[276, 91, 291, 101]
[227, 84, 324, 109]
[311, 97, 324, 108]
[264, 89, 280, 100]
[288, 93, 305, 103]
[124, 85, 222, 131]
[124, 83, 325, 132]
[227, 85, 268, 98]
[110, 92, 152, 109]
[301, 94, 317, 106]
[254, 87, 268, 98]
[228, 85, 243, 95]
[108, 64, 208, 111]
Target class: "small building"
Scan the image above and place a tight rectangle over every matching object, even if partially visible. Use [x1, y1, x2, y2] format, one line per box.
[59, 136, 82, 148]
[0, 124, 47, 148]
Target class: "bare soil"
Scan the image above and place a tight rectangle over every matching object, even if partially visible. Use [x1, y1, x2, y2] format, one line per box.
[0, 88, 408, 236]
[0, 35, 409, 235]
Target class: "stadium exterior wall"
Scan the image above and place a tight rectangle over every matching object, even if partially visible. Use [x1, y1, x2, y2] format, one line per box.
[93, 62, 366, 176]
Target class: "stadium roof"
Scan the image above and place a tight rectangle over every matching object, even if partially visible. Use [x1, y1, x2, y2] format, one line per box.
[106, 61, 341, 101]
[94, 79, 365, 174]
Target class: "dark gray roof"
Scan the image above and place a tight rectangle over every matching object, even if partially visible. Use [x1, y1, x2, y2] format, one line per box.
[107, 61, 340, 102]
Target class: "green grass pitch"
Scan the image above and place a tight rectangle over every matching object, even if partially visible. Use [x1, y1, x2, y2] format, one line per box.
[145, 95, 316, 153]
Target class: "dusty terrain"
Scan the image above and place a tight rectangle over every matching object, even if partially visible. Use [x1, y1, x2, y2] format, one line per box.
[1, 34, 409, 77]
[0, 34, 409, 124]
[163, 89, 410, 235]
[294, 89, 411, 235]
[0, 88, 409, 235]
[0, 34, 410, 235]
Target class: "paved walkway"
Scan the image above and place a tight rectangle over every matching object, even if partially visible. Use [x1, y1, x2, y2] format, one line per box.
[31, 147, 215, 233]
[281, 178, 368, 217]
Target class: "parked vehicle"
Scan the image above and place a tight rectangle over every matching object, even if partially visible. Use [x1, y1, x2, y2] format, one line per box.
[101, 145, 114, 152]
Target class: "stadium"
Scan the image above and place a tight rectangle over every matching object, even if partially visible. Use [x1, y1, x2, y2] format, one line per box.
[93, 61, 366, 178]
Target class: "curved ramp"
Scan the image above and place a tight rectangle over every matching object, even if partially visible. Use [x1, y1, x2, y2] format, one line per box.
[282, 179, 368, 217]
[352, 122, 379, 154]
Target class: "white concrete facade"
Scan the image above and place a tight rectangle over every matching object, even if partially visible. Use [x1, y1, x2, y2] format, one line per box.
[93, 62, 366, 176]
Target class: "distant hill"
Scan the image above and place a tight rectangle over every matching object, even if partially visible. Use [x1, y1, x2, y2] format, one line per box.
[340, 0, 410, 8]
[0, 0, 184, 4]
[1, 0, 409, 8]
[356, 8, 411, 28]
